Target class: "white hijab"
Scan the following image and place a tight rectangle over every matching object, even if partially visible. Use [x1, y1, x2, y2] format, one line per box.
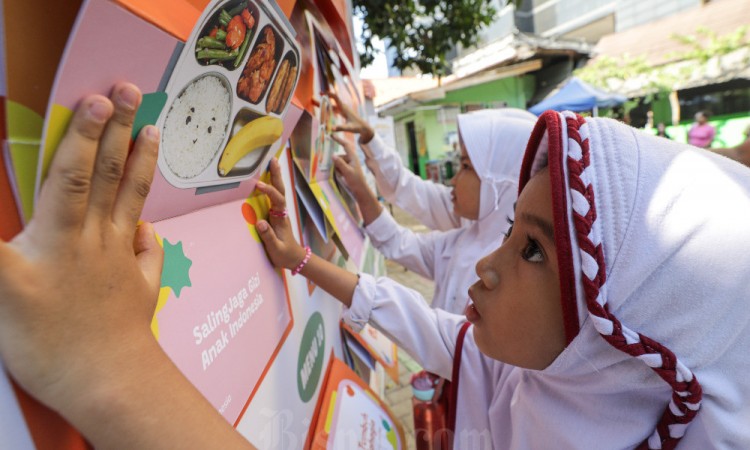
[512, 111, 750, 448]
[468, 107, 538, 124]
[433, 113, 533, 314]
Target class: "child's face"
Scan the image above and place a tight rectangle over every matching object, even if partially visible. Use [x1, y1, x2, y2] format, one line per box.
[450, 142, 481, 220]
[466, 168, 566, 369]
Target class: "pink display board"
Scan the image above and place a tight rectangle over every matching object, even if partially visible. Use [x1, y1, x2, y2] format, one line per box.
[153, 196, 294, 425]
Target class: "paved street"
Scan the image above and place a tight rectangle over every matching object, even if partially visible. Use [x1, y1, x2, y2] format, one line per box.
[380, 205, 437, 450]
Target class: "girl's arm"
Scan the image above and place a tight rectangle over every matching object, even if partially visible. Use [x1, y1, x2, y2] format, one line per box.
[329, 92, 461, 231]
[331, 135, 441, 279]
[256, 160, 464, 378]
[362, 135, 461, 230]
[255, 159, 359, 307]
[345, 273, 466, 379]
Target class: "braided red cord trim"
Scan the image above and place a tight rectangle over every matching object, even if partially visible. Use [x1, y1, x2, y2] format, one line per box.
[562, 114, 702, 450]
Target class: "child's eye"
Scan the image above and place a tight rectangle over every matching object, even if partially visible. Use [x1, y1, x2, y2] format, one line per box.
[522, 237, 544, 263]
[503, 217, 514, 242]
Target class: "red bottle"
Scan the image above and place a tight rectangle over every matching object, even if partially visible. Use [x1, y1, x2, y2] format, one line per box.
[411, 371, 449, 450]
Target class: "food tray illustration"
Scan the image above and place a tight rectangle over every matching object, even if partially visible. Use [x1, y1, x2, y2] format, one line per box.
[156, 0, 300, 190]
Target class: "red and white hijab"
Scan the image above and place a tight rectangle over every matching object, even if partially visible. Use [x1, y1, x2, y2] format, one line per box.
[518, 111, 750, 448]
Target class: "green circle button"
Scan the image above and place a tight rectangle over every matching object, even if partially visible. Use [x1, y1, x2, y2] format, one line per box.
[297, 312, 326, 402]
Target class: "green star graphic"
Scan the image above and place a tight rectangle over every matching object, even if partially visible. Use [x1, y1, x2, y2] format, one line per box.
[160, 238, 192, 297]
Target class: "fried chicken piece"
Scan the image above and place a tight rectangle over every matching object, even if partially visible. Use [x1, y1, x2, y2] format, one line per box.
[238, 27, 277, 103]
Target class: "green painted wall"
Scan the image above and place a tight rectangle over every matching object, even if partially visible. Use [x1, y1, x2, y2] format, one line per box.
[424, 109, 456, 156]
[646, 114, 750, 148]
[391, 74, 535, 179]
[430, 75, 533, 109]
[650, 97, 672, 126]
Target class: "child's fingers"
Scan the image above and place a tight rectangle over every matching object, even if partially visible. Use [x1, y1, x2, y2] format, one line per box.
[338, 151, 353, 165]
[330, 133, 346, 147]
[255, 180, 286, 212]
[332, 155, 353, 176]
[37, 96, 114, 231]
[328, 91, 354, 118]
[88, 83, 142, 222]
[256, 220, 280, 251]
[113, 125, 159, 231]
[327, 90, 341, 110]
[333, 136, 359, 170]
[133, 222, 164, 295]
[331, 134, 356, 160]
[268, 158, 285, 197]
[332, 122, 361, 134]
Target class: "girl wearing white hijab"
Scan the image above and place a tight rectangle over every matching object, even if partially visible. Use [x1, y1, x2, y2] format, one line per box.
[331, 92, 537, 231]
[331, 112, 533, 314]
[255, 110, 750, 448]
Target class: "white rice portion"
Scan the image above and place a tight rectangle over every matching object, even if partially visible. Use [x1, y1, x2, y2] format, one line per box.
[162, 75, 231, 179]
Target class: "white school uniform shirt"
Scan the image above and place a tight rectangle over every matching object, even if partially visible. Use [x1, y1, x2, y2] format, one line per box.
[362, 114, 535, 314]
[347, 112, 750, 449]
[361, 134, 463, 231]
[360, 108, 537, 232]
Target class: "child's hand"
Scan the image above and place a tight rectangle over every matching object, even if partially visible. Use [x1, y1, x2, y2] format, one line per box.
[329, 91, 375, 144]
[331, 134, 383, 226]
[255, 158, 308, 270]
[0, 84, 163, 421]
[331, 133, 370, 199]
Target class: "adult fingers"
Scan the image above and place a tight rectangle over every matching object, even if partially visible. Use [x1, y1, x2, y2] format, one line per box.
[36, 96, 114, 231]
[88, 83, 142, 221]
[133, 222, 164, 296]
[113, 125, 159, 232]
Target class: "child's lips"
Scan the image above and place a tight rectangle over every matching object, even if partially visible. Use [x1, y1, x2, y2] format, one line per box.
[466, 285, 481, 322]
[465, 302, 481, 323]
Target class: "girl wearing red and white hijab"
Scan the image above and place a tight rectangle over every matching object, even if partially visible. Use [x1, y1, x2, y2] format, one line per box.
[257, 110, 750, 448]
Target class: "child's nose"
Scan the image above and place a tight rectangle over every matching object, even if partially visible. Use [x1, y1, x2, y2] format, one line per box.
[475, 252, 500, 289]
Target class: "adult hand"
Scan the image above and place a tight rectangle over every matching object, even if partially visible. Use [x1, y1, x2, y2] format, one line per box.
[255, 158, 307, 270]
[329, 91, 375, 144]
[0, 83, 162, 421]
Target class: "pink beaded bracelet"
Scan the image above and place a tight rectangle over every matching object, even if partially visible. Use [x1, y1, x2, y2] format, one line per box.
[269, 208, 288, 218]
[292, 246, 312, 276]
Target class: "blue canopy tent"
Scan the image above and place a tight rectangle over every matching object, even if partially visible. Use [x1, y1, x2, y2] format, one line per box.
[529, 77, 627, 116]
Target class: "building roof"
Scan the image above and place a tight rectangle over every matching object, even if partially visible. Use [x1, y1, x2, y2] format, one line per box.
[584, 0, 750, 97]
[376, 32, 592, 116]
[593, 0, 750, 66]
[450, 31, 591, 80]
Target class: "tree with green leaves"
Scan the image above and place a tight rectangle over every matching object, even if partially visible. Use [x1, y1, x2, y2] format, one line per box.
[355, 0, 519, 80]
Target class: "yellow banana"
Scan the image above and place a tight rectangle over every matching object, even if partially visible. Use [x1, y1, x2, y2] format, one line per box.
[218, 115, 284, 176]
